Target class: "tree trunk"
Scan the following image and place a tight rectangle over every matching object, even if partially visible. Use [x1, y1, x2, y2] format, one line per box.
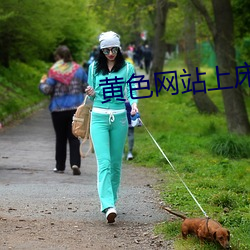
[212, 0, 250, 134]
[184, 2, 218, 114]
[149, 0, 169, 88]
[191, 0, 250, 134]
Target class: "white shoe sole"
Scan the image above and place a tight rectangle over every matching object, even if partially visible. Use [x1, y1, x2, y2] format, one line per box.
[106, 208, 117, 223]
[53, 168, 64, 173]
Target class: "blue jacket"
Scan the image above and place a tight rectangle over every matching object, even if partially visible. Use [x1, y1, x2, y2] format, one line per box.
[39, 67, 87, 112]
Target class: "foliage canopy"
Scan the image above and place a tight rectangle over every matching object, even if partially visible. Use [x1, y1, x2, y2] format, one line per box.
[0, 0, 99, 66]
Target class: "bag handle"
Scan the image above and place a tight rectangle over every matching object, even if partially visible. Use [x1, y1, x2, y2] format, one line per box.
[78, 98, 94, 158]
[83, 94, 88, 105]
[79, 61, 95, 158]
[79, 137, 94, 158]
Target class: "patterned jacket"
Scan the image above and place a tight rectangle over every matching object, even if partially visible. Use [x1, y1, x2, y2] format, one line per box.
[39, 62, 88, 112]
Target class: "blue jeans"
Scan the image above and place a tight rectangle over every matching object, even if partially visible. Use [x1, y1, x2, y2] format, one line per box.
[90, 111, 128, 212]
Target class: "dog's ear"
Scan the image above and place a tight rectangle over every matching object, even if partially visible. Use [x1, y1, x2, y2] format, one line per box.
[213, 231, 217, 240]
[227, 230, 230, 240]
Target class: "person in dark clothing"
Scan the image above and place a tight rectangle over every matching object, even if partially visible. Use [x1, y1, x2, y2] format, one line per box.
[84, 46, 100, 73]
[125, 101, 134, 160]
[39, 45, 88, 175]
[143, 44, 152, 75]
[133, 45, 144, 69]
[88, 46, 99, 65]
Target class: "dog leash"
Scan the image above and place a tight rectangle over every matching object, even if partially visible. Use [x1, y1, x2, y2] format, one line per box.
[139, 118, 209, 218]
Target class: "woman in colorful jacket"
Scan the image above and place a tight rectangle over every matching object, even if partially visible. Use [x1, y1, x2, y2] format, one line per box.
[39, 45, 88, 175]
[85, 31, 138, 223]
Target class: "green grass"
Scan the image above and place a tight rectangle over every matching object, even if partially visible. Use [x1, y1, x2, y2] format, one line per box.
[0, 60, 50, 123]
[127, 58, 250, 250]
[1, 58, 249, 249]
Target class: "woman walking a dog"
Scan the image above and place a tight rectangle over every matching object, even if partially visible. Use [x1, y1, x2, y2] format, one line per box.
[85, 31, 138, 223]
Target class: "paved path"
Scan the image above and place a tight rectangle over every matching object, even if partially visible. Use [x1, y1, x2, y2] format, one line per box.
[0, 106, 172, 249]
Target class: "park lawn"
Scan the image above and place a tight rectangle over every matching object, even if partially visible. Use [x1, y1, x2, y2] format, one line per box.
[0, 58, 249, 249]
[127, 58, 250, 250]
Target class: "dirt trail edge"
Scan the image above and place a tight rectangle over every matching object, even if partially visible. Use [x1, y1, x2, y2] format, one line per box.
[0, 107, 173, 250]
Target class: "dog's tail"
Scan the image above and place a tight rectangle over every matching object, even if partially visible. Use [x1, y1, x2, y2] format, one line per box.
[162, 206, 187, 220]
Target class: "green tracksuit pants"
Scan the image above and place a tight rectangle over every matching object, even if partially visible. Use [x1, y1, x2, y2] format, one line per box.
[90, 111, 128, 212]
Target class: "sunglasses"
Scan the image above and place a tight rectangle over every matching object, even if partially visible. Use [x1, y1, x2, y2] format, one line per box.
[102, 47, 119, 55]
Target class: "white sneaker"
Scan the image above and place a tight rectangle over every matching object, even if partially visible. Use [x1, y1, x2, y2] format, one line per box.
[53, 168, 64, 173]
[127, 152, 133, 160]
[105, 207, 117, 223]
[72, 165, 81, 175]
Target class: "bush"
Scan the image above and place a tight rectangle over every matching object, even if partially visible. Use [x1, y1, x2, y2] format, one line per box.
[210, 134, 250, 158]
[210, 191, 237, 209]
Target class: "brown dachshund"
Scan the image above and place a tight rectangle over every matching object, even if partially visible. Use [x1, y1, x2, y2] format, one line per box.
[162, 207, 231, 249]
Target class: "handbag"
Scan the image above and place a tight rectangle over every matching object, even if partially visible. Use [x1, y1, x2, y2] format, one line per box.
[72, 95, 93, 158]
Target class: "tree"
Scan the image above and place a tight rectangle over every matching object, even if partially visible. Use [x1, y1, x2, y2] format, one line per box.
[232, 0, 250, 75]
[0, 0, 98, 66]
[232, 0, 250, 39]
[191, 0, 250, 134]
[149, 0, 177, 88]
[184, 1, 218, 114]
[91, 0, 155, 48]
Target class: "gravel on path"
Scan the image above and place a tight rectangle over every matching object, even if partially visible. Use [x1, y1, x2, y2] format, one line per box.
[0, 106, 173, 250]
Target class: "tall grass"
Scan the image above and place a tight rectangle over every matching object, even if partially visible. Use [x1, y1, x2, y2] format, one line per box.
[210, 134, 250, 159]
[128, 58, 250, 250]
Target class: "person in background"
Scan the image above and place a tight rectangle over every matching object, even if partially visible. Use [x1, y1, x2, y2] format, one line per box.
[88, 46, 99, 63]
[123, 51, 134, 66]
[143, 44, 152, 75]
[85, 31, 138, 223]
[125, 100, 134, 160]
[123, 52, 136, 160]
[127, 44, 134, 61]
[39, 45, 88, 175]
[86, 46, 99, 71]
[133, 44, 144, 69]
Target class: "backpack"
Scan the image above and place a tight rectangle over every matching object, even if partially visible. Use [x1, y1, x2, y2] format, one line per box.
[72, 95, 93, 158]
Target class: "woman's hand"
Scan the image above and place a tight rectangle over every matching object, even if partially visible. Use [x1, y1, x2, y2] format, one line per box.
[85, 86, 95, 97]
[40, 74, 47, 83]
[131, 103, 138, 116]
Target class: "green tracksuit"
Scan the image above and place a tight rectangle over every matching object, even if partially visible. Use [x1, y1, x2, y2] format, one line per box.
[88, 62, 138, 212]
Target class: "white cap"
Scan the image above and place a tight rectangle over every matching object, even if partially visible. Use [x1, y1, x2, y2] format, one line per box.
[99, 31, 121, 49]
